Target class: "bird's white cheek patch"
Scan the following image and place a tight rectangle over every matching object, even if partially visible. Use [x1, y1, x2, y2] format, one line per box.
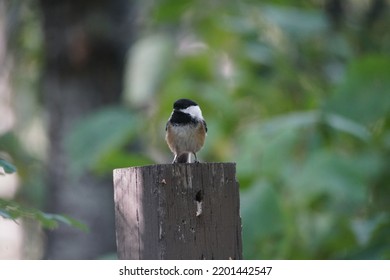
[180, 105, 204, 120]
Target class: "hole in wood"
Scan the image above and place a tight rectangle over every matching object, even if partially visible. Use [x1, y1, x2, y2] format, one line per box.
[195, 190, 203, 202]
[195, 190, 203, 217]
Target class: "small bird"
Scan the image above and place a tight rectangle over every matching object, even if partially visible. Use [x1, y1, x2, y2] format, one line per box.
[165, 98, 207, 163]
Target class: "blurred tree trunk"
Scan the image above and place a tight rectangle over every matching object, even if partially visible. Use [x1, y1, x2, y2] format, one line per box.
[39, 0, 133, 259]
[0, 0, 15, 134]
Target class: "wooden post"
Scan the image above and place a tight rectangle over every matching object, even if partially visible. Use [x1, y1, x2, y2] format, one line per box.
[113, 162, 242, 260]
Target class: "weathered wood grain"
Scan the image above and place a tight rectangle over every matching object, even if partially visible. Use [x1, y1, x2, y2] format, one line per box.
[113, 162, 242, 260]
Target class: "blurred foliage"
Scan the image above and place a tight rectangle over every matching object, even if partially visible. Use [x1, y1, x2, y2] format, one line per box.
[0, 135, 87, 230]
[3, 0, 390, 259]
[0, 198, 88, 232]
[64, 106, 151, 176]
[135, 0, 390, 259]
[0, 158, 17, 175]
[0, 1, 87, 234]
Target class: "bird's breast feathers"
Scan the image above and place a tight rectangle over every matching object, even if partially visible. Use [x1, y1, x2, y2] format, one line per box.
[166, 122, 206, 154]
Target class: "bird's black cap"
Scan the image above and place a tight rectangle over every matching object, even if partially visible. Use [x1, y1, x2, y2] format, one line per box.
[173, 99, 198, 110]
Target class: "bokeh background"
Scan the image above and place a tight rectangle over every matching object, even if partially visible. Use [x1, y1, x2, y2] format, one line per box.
[1, 0, 390, 259]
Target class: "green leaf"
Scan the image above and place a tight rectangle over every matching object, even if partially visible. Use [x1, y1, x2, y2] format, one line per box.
[347, 217, 390, 259]
[323, 113, 371, 141]
[124, 34, 174, 107]
[326, 55, 390, 125]
[36, 212, 59, 229]
[0, 209, 12, 219]
[152, 0, 194, 22]
[0, 158, 17, 174]
[241, 181, 284, 259]
[289, 150, 376, 213]
[94, 150, 153, 174]
[65, 106, 138, 176]
[0, 199, 88, 231]
[261, 5, 329, 39]
[43, 214, 89, 232]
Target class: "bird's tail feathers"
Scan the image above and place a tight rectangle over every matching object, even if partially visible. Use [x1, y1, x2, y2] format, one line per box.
[176, 153, 189, 163]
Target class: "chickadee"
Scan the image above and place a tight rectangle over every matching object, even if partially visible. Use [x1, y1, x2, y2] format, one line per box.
[165, 98, 207, 163]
